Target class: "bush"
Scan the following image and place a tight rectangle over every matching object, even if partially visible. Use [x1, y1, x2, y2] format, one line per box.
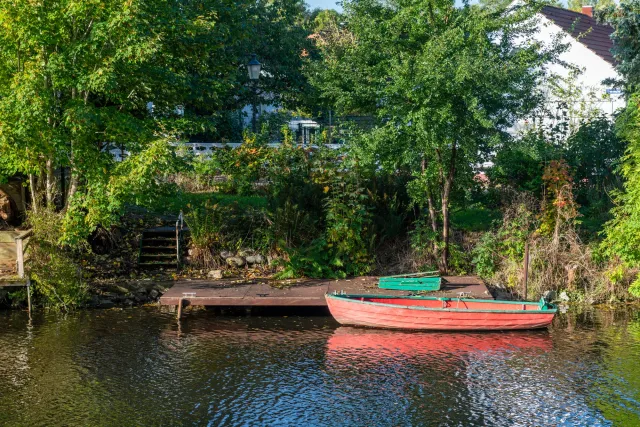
[26, 209, 88, 310]
[472, 191, 629, 303]
[472, 232, 499, 278]
[184, 202, 272, 268]
[184, 204, 228, 267]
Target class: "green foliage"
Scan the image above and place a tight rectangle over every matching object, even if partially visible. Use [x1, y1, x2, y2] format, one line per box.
[26, 210, 88, 310]
[629, 276, 640, 297]
[184, 201, 272, 267]
[472, 232, 500, 278]
[472, 198, 538, 280]
[324, 172, 375, 276]
[0, 0, 314, 248]
[539, 159, 579, 238]
[275, 238, 344, 279]
[265, 200, 317, 250]
[308, 0, 563, 271]
[489, 130, 558, 195]
[567, 0, 615, 13]
[490, 114, 623, 238]
[609, 0, 640, 91]
[184, 204, 228, 267]
[409, 217, 439, 258]
[451, 208, 501, 232]
[602, 96, 640, 266]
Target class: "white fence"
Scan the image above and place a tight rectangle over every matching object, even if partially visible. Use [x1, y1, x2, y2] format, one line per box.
[108, 141, 344, 162]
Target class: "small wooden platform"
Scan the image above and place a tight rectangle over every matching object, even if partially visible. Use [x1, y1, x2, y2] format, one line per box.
[159, 276, 492, 307]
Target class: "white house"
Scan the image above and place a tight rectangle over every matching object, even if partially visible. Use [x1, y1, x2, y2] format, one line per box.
[514, 4, 625, 134]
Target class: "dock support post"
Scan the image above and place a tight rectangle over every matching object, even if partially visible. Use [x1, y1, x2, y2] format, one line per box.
[26, 278, 32, 318]
[523, 241, 529, 301]
[177, 298, 184, 320]
[16, 237, 24, 279]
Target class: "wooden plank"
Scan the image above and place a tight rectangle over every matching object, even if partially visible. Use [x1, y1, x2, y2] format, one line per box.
[0, 280, 28, 287]
[159, 275, 491, 307]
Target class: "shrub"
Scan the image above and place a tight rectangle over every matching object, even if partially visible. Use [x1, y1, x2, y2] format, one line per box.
[472, 232, 499, 278]
[184, 202, 273, 268]
[184, 204, 228, 267]
[275, 239, 343, 279]
[26, 209, 88, 310]
[323, 172, 375, 277]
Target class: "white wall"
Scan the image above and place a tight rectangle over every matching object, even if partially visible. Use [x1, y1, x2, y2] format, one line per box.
[513, 12, 625, 135]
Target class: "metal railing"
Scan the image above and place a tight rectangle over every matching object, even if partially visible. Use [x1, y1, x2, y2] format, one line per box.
[176, 211, 184, 269]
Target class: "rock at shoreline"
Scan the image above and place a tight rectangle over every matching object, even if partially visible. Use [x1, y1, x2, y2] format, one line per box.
[220, 251, 235, 260]
[237, 248, 255, 257]
[246, 254, 265, 265]
[226, 256, 246, 268]
[149, 289, 159, 299]
[98, 299, 115, 309]
[207, 269, 223, 279]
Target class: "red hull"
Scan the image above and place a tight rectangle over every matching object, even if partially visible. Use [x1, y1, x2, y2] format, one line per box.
[325, 294, 556, 331]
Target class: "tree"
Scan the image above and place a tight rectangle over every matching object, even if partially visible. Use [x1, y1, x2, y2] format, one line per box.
[567, 0, 615, 13]
[489, 130, 560, 196]
[601, 96, 640, 290]
[0, 0, 313, 244]
[480, 0, 562, 13]
[601, 1, 640, 295]
[308, 0, 562, 271]
[608, 0, 640, 92]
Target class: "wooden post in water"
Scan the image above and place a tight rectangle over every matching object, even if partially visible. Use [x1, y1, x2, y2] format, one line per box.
[26, 278, 32, 318]
[177, 298, 183, 320]
[523, 241, 530, 301]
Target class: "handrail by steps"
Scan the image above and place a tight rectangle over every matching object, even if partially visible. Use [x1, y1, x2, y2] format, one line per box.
[175, 211, 184, 268]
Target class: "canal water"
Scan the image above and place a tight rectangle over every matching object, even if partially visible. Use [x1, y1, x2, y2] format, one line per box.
[1, 307, 639, 426]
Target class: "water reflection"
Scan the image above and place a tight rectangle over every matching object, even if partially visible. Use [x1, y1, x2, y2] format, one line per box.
[326, 327, 553, 358]
[0, 309, 640, 426]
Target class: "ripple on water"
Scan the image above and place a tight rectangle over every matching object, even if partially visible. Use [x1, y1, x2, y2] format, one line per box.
[1, 308, 640, 426]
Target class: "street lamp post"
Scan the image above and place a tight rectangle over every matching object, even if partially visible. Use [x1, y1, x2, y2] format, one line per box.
[247, 54, 261, 133]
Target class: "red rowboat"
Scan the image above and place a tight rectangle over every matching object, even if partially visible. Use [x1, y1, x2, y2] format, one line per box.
[325, 294, 557, 331]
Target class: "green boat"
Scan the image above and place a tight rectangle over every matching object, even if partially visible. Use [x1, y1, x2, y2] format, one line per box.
[378, 271, 441, 291]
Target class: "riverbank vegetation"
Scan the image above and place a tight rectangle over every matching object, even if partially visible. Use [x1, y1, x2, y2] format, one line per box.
[2, 0, 640, 309]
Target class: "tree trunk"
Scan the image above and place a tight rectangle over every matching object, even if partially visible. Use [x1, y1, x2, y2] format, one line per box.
[439, 141, 457, 274]
[440, 189, 450, 274]
[553, 204, 561, 246]
[46, 158, 55, 208]
[28, 173, 39, 214]
[65, 135, 79, 211]
[66, 170, 78, 211]
[422, 158, 438, 234]
[422, 157, 440, 264]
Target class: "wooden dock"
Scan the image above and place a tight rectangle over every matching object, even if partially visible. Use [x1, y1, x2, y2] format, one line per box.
[159, 275, 492, 308]
[0, 230, 32, 315]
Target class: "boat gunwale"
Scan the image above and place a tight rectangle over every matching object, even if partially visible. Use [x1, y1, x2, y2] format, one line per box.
[326, 294, 557, 314]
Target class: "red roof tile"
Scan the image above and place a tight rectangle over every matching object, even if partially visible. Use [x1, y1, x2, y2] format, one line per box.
[540, 6, 616, 65]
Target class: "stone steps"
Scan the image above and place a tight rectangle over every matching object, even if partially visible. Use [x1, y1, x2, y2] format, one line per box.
[138, 227, 184, 270]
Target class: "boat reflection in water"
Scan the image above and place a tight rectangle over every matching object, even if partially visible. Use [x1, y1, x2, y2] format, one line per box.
[324, 327, 577, 425]
[326, 326, 553, 359]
